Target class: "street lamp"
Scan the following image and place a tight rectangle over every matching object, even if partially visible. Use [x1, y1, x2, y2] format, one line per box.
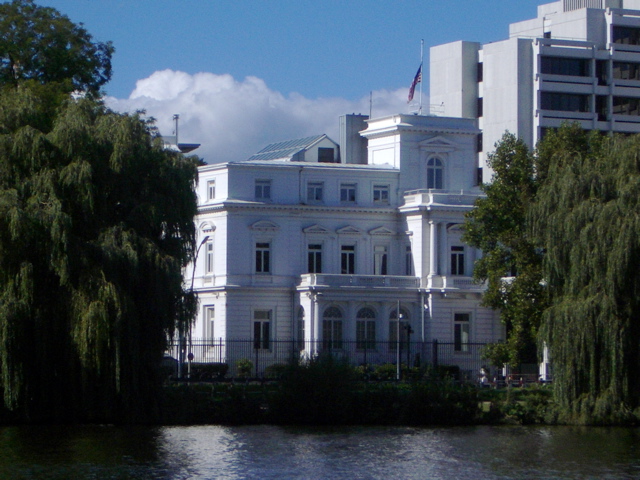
[396, 300, 402, 381]
[178, 234, 209, 379]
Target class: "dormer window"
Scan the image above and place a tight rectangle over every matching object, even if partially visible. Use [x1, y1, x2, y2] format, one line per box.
[427, 157, 444, 189]
[318, 147, 335, 163]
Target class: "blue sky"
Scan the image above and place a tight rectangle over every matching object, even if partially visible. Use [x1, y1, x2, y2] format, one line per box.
[36, 0, 551, 163]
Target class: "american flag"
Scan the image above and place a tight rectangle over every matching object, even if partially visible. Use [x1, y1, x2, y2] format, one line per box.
[408, 64, 422, 103]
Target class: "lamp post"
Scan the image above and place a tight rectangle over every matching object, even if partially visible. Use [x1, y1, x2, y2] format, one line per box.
[396, 300, 402, 381]
[178, 234, 209, 379]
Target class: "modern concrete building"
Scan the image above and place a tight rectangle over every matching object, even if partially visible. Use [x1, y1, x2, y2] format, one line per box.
[430, 0, 640, 182]
[184, 113, 503, 376]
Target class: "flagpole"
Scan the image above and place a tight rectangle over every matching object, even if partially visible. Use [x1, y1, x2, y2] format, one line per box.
[419, 39, 424, 115]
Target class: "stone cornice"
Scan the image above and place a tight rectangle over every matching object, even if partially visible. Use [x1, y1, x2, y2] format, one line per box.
[199, 201, 398, 216]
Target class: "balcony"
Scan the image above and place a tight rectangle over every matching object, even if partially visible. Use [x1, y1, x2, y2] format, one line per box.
[426, 275, 486, 291]
[298, 274, 420, 289]
[401, 190, 480, 209]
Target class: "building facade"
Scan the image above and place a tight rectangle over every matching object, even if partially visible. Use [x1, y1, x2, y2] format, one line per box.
[430, 0, 640, 182]
[186, 113, 503, 375]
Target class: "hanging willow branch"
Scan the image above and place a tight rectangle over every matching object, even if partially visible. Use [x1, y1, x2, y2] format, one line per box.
[0, 86, 198, 422]
[532, 127, 640, 424]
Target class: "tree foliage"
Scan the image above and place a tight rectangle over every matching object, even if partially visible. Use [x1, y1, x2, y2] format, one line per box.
[531, 127, 640, 423]
[0, 0, 113, 94]
[0, 85, 198, 423]
[463, 133, 546, 367]
[468, 124, 640, 423]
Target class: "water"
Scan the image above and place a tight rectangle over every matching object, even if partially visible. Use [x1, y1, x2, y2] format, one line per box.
[0, 424, 638, 479]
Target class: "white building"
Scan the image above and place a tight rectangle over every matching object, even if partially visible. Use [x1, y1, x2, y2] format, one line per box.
[430, 0, 640, 182]
[186, 113, 503, 376]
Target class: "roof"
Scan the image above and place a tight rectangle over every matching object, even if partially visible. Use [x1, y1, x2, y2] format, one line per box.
[246, 134, 328, 161]
[231, 159, 396, 170]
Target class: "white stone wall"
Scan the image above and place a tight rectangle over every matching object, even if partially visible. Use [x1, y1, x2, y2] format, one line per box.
[188, 114, 502, 369]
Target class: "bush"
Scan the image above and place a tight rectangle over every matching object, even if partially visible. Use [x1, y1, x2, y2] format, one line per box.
[236, 358, 253, 378]
[373, 363, 398, 380]
[265, 363, 288, 379]
[191, 363, 229, 380]
[268, 354, 357, 425]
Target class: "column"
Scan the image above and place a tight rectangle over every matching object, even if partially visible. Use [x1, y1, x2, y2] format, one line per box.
[429, 220, 437, 276]
[439, 222, 448, 276]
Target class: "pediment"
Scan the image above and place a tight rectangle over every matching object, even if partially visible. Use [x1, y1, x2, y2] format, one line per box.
[200, 222, 216, 233]
[336, 225, 363, 235]
[419, 136, 457, 153]
[369, 226, 395, 236]
[249, 220, 280, 232]
[303, 224, 331, 234]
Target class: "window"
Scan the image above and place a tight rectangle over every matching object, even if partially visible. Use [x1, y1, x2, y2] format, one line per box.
[540, 56, 589, 77]
[253, 310, 271, 350]
[451, 246, 465, 275]
[613, 97, 640, 116]
[405, 245, 413, 276]
[427, 157, 443, 189]
[373, 184, 389, 204]
[389, 308, 410, 353]
[477, 62, 483, 83]
[540, 92, 589, 112]
[207, 180, 216, 200]
[322, 306, 343, 350]
[205, 240, 214, 274]
[307, 182, 324, 203]
[318, 147, 335, 163]
[255, 242, 271, 273]
[596, 60, 608, 86]
[596, 96, 608, 121]
[308, 244, 322, 273]
[613, 26, 640, 46]
[341, 245, 355, 274]
[255, 179, 271, 201]
[477, 134, 483, 153]
[204, 306, 215, 339]
[356, 308, 376, 350]
[340, 183, 357, 203]
[613, 62, 640, 81]
[477, 97, 483, 118]
[374, 245, 388, 275]
[454, 313, 470, 352]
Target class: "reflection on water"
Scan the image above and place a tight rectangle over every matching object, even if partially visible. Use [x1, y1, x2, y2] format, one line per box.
[0, 424, 638, 479]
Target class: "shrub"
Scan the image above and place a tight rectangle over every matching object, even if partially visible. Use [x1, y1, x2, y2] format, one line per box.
[236, 358, 253, 378]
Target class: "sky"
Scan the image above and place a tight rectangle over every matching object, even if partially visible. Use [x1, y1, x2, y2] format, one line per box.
[35, 1, 551, 164]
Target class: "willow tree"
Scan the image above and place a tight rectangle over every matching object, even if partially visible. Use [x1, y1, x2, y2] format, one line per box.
[0, 85, 198, 423]
[463, 133, 546, 367]
[531, 126, 640, 424]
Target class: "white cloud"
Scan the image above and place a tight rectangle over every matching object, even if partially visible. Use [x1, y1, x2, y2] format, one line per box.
[105, 70, 416, 164]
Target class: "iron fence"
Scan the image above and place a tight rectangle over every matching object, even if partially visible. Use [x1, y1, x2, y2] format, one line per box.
[166, 338, 492, 382]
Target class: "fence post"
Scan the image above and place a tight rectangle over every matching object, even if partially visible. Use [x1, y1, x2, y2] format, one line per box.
[432, 339, 438, 368]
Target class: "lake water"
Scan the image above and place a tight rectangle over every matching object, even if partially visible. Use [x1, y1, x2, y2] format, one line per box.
[0, 424, 639, 479]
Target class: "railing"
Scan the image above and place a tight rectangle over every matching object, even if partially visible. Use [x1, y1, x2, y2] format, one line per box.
[299, 274, 420, 289]
[166, 338, 491, 381]
[402, 190, 480, 207]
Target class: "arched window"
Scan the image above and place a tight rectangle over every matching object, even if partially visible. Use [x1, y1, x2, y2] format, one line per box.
[356, 307, 376, 350]
[389, 307, 411, 352]
[427, 157, 444, 189]
[322, 306, 343, 350]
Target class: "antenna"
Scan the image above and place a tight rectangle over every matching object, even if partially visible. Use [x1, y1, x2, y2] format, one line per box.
[173, 114, 180, 145]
